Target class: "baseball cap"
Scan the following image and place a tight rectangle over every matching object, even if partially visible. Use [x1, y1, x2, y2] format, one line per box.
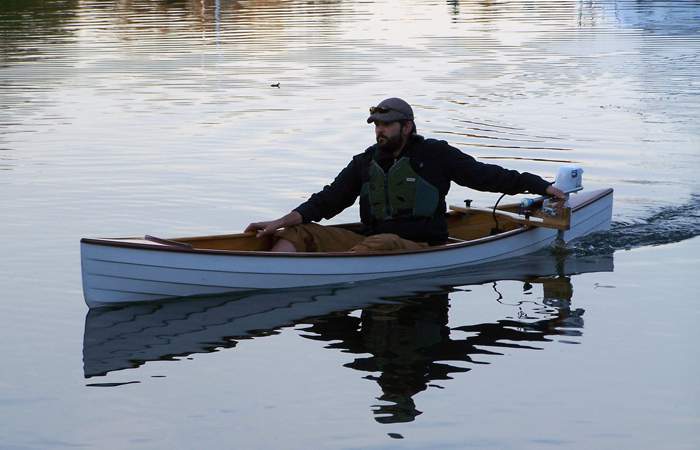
[367, 97, 414, 124]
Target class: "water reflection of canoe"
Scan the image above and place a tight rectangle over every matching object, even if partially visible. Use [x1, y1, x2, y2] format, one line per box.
[83, 252, 613, 378]
[80, 188, 612, 307]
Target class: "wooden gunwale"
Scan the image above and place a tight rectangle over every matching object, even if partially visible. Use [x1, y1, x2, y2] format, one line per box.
[80, 188, 613, 258]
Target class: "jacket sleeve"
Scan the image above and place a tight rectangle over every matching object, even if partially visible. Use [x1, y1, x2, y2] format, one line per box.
[445, 145, 551, 195]
[293, 158, 363, 223]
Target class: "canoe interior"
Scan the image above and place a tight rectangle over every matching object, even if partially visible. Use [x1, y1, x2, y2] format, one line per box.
[172, 208, 523, 252]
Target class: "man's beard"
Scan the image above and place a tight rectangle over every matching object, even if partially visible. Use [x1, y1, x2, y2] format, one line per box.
[376, 133, 404, 155]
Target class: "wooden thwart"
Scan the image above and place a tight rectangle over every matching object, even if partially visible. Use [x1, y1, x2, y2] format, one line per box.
[448, 205, 571, 231]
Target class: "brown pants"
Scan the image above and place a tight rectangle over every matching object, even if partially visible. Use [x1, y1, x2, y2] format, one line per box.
[275, 223, 428, 253]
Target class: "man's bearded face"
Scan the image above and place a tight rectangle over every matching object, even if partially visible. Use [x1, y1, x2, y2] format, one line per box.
[375, 121, 405, 153]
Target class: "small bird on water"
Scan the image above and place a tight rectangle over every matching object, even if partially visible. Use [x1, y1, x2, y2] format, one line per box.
[270, 82, 280, 88]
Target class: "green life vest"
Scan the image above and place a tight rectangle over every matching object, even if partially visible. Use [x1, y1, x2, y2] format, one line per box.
[362, 156, 440, 222]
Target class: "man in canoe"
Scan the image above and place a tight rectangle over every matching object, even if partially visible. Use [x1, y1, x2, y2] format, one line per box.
[246, 97, 565, 252]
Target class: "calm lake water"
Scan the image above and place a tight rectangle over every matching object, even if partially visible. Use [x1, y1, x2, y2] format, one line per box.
[1, 0, 699, 449]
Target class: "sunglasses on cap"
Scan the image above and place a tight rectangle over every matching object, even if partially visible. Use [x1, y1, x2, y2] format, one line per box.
[369, 106, 395, 114]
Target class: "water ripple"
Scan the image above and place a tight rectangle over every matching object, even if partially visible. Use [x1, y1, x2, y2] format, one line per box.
[574, 194, 700, 255]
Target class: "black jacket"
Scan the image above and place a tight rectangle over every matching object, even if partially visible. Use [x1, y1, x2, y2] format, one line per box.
[294, 135, 551, 244]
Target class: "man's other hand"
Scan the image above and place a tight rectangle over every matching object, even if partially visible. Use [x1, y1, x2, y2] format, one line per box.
[545, 185, 566, 199]
[245, 220, 283, 237]
[245, 211, 303, 238]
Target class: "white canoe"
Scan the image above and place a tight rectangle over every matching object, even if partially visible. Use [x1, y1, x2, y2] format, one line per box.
[80, 188, 613, 307]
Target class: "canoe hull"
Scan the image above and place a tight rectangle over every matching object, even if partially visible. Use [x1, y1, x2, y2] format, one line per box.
[81, 189, 613, 307]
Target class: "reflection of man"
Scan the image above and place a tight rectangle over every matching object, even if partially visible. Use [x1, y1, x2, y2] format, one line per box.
[246, 97, 565, 252]
[300, 276, 581, 424]
[303, 294, 454, 423]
